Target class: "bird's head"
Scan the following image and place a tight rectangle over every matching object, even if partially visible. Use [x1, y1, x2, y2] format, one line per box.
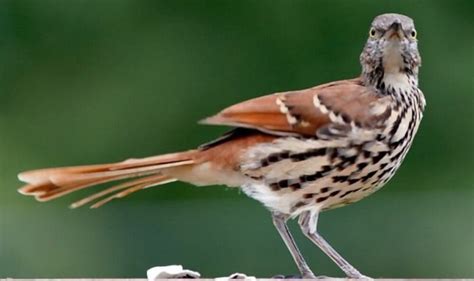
[360, 13, 421, 86]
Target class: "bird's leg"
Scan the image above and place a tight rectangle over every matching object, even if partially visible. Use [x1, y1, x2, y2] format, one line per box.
[271, 212, 316, 279]
[298, 211, 369, 279]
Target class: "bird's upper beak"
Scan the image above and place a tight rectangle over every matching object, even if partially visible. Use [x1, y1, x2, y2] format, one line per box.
[385, 21, 404, 40]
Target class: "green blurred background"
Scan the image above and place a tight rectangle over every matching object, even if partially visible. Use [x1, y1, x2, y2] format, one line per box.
[0, 0, 473, 278]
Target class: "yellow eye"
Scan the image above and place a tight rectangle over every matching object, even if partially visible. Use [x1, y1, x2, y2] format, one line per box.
[369, 28, 376, 38]
[410, 29, 417, 39]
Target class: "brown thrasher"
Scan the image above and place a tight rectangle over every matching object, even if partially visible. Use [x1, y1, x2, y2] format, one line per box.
[18, 13, 425, 278]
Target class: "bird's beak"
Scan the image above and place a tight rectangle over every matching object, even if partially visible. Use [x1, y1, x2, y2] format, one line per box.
[385, 21, 404, 40]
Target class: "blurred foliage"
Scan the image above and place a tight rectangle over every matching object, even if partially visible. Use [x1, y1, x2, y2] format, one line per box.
[0, 0, 473, 278]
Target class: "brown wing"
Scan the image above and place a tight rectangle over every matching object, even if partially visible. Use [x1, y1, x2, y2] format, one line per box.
[201, 78, 391, 136]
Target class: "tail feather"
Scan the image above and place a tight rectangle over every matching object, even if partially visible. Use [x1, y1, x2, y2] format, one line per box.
[36, 174, 125, 201]
[19, 176, 115, 201]
[108, 152, 194, 170]
[89, 176, 177, 209]
[18, 151, 196, 207]
[47, 163, 179, 186]
[71, 174, 176, 209]
[18, 163, 120, 185]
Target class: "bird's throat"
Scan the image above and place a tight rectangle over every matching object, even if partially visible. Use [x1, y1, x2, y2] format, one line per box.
[382, 42, 404, 74]
[382, 72, 412, 91]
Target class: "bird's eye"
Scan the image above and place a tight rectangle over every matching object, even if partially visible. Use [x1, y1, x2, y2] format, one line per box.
[410, 29, 417, 39]
[369, 28, 376, 38]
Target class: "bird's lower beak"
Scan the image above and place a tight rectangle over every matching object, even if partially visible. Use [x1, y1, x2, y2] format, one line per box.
[385, 22, 404, 40]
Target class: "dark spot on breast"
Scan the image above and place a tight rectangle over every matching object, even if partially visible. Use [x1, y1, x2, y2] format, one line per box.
[291, 183, 302, 190]
[316, 196, 329, 203]
[309, 148, 327, 157]
[320, 187, 331, 193]
[339, 191, 350, 198]
[340, 188, 362, 198]
[377, 167, 393, 180]
[278, 179, 289, 188]
[347, 178, 360, 185]
[290, 153, 306, 161]
[329, 148, 339, 162]
[347, 155, 358, 164]
[336, 160, 350, 171]
[372, 151, 388, 164]
[390, 149, 405, 162]
[267, 154, 280, 163]
[269, 182, 280, 191]
[361, 171, 377, 183]
[321, 165, 333, 173]
[293, 201, 307, 209]
[393, 99, 400, 110]
[389, 115, 403, 138]
[279, 151, 290, 159]
[329, 190, 341, 197]
[337, 156, 358, 171]
[303, 193, 316, 199]
[380, 82, 385, 90]
[289, 148, 327, 162]
[247, 174, 263, 180]
[333, 175, 349, 183]
[357, 162, 368, 170]
[306, 171, 324, 182]
[363, 151, 371, 158]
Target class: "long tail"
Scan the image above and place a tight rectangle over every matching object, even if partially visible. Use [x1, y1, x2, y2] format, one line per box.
[18, 150, 196, 209]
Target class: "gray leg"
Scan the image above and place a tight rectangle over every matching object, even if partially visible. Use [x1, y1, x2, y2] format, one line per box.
[298, 211, 369, 279]
[272, 212, 316, 278]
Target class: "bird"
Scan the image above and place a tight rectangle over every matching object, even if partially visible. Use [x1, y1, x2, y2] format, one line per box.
[17, 13, 425, 279]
